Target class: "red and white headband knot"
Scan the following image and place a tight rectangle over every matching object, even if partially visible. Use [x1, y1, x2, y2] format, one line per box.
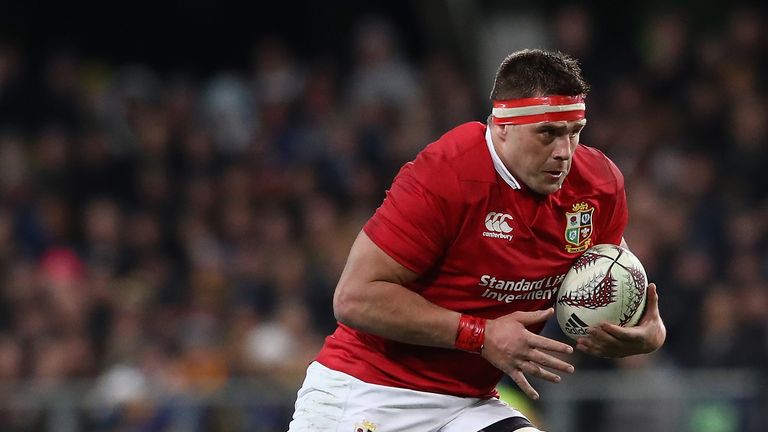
[492, 95, 586, 125]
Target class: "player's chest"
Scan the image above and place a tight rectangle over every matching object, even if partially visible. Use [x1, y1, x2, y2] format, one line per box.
[449, 190, 602, 276]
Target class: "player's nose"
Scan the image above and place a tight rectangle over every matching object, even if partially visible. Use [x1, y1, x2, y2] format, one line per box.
[552, 136, 573, 161]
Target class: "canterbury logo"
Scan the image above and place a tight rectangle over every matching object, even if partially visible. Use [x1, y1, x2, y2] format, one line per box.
[485, 212, 513, 233]
[564, 313, 589, 336]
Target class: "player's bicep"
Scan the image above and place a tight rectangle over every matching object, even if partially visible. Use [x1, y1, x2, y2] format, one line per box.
[341, 230, 418, 287]
[333, 230, 418, 321]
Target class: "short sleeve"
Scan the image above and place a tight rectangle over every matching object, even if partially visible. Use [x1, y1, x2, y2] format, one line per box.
[599, 158, 628, 245]
[363, 157, 460, 275]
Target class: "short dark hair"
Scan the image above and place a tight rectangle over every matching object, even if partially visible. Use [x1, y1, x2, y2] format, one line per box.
[490, 49, 589, 101]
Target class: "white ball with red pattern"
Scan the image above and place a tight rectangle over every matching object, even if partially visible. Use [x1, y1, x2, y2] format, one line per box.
[556, 244, 648, 340]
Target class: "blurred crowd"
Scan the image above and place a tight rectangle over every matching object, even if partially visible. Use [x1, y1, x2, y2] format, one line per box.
[0, 4, 765, 431]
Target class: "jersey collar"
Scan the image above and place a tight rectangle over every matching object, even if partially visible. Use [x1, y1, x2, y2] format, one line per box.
[485, 126, 521, 190]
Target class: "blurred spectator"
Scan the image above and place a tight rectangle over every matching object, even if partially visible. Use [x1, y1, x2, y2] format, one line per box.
[348, 17, 419, 110]
[201, 73, 255, 155]
[242, 300, 321, 388]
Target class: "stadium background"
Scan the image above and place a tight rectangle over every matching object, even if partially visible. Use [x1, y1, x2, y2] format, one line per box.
[0, 1, 766, 431]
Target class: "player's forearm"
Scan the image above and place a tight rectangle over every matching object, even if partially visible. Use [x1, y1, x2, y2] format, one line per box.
[334, 280, 461, 349]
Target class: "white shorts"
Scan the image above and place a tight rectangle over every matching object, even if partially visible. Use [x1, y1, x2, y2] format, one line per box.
[287, 361, 537, 432]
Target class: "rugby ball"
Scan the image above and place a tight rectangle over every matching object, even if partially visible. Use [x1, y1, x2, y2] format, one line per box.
[556, 244, 647, 339]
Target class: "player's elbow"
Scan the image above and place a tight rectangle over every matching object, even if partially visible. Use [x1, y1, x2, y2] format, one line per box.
[333, 278, 379, 329]
[332, 281, 363, 326]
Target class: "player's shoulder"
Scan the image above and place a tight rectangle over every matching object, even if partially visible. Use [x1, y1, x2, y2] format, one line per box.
[415, 121, 493, 181]
[396, 121, 491, 201]
[570, 144, 625, 193]
[424, 121, 487, 157]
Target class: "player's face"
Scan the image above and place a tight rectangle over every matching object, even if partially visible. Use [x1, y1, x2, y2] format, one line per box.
[503, 119, 586, 194]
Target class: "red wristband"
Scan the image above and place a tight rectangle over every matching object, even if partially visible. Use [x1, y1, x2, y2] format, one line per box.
[454, 314, 486, 354]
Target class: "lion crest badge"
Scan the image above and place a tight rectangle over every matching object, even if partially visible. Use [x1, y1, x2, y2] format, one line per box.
[564, 202, 594, 253]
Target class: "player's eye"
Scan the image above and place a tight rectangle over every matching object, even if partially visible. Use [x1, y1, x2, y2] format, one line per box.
[539, 129, 556, 138]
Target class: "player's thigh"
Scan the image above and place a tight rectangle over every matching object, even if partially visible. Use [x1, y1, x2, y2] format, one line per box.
[287, 362, 351, 431]
[289, 362, 452, 432]
[289, 362, 542, 432]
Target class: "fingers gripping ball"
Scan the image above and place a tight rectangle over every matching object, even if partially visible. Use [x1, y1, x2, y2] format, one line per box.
[556, 244, 647, 340]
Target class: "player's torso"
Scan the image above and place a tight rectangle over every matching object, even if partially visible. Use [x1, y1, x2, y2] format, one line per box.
[415, 182, 603, 318]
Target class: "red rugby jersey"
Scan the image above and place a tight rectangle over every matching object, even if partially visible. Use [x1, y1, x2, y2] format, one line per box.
[316, 122, 627, 398]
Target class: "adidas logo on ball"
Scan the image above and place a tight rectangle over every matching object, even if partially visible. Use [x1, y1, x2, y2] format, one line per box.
[563, 313, 589, 336]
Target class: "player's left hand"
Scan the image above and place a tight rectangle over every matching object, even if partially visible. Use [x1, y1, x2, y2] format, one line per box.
[575, 283, 666, 358]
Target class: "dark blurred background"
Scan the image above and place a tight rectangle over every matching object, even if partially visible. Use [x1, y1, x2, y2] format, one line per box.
[0, 1, 765, 431]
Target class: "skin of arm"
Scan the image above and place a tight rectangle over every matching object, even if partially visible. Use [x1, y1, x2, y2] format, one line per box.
[333, 230, 575, 399]
[333, 230, 462, 348]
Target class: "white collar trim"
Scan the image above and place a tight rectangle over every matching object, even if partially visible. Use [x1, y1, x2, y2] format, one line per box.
[485, 127, 521, 189]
